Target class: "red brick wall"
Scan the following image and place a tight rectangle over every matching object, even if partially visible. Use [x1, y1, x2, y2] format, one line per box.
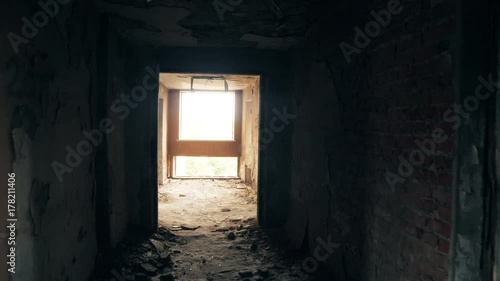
[287, 0, 455, 280]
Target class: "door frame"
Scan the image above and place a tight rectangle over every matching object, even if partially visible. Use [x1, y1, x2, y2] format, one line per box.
[166, 89, 243, 178]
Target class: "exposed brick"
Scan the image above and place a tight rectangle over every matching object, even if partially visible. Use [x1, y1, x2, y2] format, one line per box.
[433, 190, 453, 207]
[438, 238, 450, 254]
[438, 173, 452, 187]
[421, 199, 439, 212]
[288, 0, 456, 280]
[428, 252, 449, 271]
[422, 232, 439, 247]
[414, 46, 438, 61]
[438, 207, 452, 222]
[430, 87, 454, 104]
[434, 219, 451, 238]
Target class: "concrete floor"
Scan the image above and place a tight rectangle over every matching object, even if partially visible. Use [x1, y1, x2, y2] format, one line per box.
[90, 180, 331, 281]
[158, 179, 257, 229]
[156, 179, 325, 280]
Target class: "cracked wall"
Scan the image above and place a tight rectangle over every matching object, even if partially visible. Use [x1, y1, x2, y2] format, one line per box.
[0, 2, 132, 281]
[240, 79, 260, 189]
[97, 0, 310, 49]
[286, 0, 455, 280]
[1, 0, 101, 280]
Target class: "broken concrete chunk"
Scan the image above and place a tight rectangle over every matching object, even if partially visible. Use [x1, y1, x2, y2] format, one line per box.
[140, 263, 157, 275]
[238, 270, 253, 278]
[257, 267, 270, 278]
[227, 232, 236, 240]
[159, 273, 175, 281]
[180, 224, 200, 230]
[150, 239, 165, 251]
[157, 227, 176, 237]
[160, 252, 172, 263]
[214, 227, 230, 232]
[134, 273, 149, 281]
[242, 217, 256, 223]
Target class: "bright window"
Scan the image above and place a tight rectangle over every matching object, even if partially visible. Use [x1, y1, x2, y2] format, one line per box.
[179, 91, 235, 141]
[175, 156, 238, 177]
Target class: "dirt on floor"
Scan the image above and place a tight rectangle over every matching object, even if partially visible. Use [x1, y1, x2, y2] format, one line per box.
[91, 179, 332, 281]
[158, 179, 257, 229]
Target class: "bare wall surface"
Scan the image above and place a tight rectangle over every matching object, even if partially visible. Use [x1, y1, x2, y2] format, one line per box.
[105, 20, 129, 248]
[122, 44, 158, 231]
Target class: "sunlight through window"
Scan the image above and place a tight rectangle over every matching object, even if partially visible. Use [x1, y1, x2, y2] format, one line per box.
[175, 156, 238, 177]
[179, 91, 235, 141]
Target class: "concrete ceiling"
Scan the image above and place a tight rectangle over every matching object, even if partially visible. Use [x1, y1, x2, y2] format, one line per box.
[160, 73, 259, 90]
[94, 0, 313, 49]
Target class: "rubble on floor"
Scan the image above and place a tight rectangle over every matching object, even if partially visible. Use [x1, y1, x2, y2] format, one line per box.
[90, 223, 333, 281]
[90, 227, 177, 281]
[90, 180, 333, 280]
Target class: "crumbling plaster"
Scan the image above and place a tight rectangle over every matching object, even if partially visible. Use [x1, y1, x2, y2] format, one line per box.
[96, 0, 310, 49]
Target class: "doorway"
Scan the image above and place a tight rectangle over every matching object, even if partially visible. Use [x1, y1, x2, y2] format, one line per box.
[157, 73, 261, 227]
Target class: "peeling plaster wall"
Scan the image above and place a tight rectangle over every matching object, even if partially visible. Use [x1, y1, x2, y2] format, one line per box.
[286, 0, 456, 280]
[98, 0, 310, 49]
[240, 80, 260, 190]
[158, 83, 168, 185]
[1, 1, 102, 281]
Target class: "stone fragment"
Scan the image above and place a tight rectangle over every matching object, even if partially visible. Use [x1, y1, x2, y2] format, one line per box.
[238, 270, 253, 278]
[227, 232, 236, 240]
